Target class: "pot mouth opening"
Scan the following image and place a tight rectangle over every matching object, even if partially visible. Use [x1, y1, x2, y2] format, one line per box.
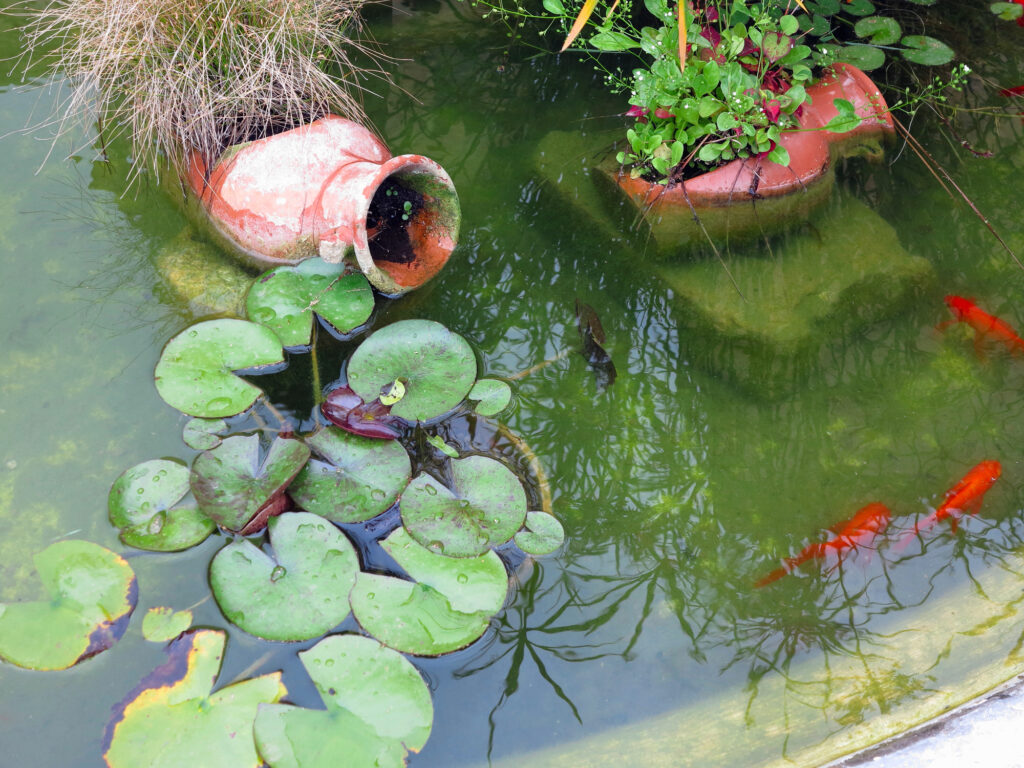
[356, 157, 461, 295]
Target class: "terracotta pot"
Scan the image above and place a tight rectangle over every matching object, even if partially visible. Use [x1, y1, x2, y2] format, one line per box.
[595, 63, 894, 256]
[178, 116, 461, 295]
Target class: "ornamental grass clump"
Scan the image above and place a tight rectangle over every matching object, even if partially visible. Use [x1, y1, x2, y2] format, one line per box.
[19, 0, 385, 181]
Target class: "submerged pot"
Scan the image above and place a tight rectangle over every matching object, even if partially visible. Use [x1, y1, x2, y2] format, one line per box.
[179, 116, 461, 295]
[596, 63, 895, 256]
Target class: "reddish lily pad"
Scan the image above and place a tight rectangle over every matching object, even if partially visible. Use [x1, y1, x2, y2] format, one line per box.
[400, 456, 528, 557]
[321, 385, 406, 440]
[141, 607, 193, 643]
[289, 427, 411, 523]
[514, 512, 566, 556]
[0, 541, 136, 670]
[191, 435, 310, 533]
[346, 320, 477, 422]
[109, 460, 216, 551]
[104, 629, 285, 768]
[468, 378, 512, 416]
[254, 634, 433, 768]
[209, 512, 359, 641]
[246, 260, 374, 349]
[154, 319, 284, 418]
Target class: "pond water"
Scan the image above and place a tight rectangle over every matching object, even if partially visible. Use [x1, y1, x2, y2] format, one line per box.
[1, 5, 1024, 767]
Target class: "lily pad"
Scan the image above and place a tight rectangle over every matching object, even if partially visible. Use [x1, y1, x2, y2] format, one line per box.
[468, 379, 512, 416]
[346, 320, 477, 422]
[191, 435, 310, 533]
[425, 434, 460, 458]
[321, 385, 406, 440]
[0, 541, 136, 670]
[183, 418, 228, 451]
[515, 512, 566, 556]
[901, 35, 954, 65]
[246, 260, 374, 349]
[289, 428, 411, 523]
[843, 0, 875, 15]
[142, 607, 193, 642]
[400, 456, 528, 557]
[104, 629, 285, 768]
[854, 16, 901, 45]
[254, 634, 433, 768]
[210, 512, 359, 641]
[155, 319, 284, 418]
[834, 44, 885, 71]
[109, 460, 216, 551]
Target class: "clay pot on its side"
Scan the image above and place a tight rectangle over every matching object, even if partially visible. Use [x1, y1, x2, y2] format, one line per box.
[176, 116, 461, 295]
[595, 63, 894, 257]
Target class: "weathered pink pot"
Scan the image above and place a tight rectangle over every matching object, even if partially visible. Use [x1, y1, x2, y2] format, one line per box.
[182, 116, 460, 295]
[598, 63, 895, 256]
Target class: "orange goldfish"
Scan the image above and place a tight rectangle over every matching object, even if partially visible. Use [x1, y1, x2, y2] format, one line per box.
[940, 296, 1024, 356]
[895, 460, 1002, 551]
[754, 503, 891, 588]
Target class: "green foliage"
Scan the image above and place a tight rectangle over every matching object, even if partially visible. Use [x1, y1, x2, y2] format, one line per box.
[141, 607, 194, 643]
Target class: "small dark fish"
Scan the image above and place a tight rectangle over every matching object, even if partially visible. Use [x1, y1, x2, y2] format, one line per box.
[576, 300, 617, 391]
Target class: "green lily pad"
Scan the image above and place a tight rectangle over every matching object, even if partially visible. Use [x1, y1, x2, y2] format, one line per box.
[154, 319, 284, 418]
[843, 0, 875, 15]
[425, 434, 459, 458]
[142, 607, 193, 642]
[854, 16, 901, 45]
[109, 460, 216, 551]
[346, 320, 477, 422]
[104, 629, 285, 768]
[401, 456, 528, 558]
[991, 1, 1022, 20]
[254, 634, 433, 768]
[901, 35, 954, 65]
[191, 435, 310, 533]
[0, 541, 136, 670]
[183, 418, 228, 451]
[350, 574, 494, 656]
[246, 260, 374, 349]
[468, 378, 512, 416]
[210, 512, 359, 641]
[833, 44, 886, 71]
[515, 512, 566, 556]
[289, 428, 410, 523]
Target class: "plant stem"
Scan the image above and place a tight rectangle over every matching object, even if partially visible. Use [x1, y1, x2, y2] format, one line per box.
[496, 421, 553, 516]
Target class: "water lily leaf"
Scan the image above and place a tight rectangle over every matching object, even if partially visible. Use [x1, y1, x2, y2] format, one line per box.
[991, 1, 1022, 19]
[400, 456, 528, 558]
[515, 512, 566, 556]
[833, 44, 885, 71]
[183, 418, 228, 451]
[289, 427, 411, 523]
[350, 574, 493, 655]
[155, 319, 284, 418]
[210, 512, 359, 641]
[109, 459, 216, 551]
[901, 35, 954, 65]
[854, 16, 901, 45]
[191, 435, 310, 533]
[142, 607, 193, 642]
[0, 541, 136, 670]
[346, 320, 477, 422]
[468, 379, 512, 416]
[425, 434, 459, 458]
[254, 634, 433, 768]
[246, 260, 374, 349]
[321, 385, 405, 440]
[381, 527, 507, 615]
[104, 629, 285, 768]
[843, 0, 875, 15]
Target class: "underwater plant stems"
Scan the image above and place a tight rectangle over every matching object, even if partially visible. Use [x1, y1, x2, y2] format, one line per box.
[508, 348, 572, 380]
[496, 422, 553, 516]
[311, 326, 323, 405]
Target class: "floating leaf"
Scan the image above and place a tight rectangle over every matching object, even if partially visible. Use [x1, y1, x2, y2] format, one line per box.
[991, 1, 1022, 19]
[321, 385, 405, 440]
[843, 0, 875, 15]
[901, 35, 954, 65]
[210, 512, 359, 641]
[0, 541, 136, 670]
[401, 456, 527, 557]
[289, 427, 411, 523]
[246, 260, 374, 349]
[142, 607, 193, 642]
[468, 379, 512, 416]
[254, 634, 433, 768]
[191, 435, 310, 533]
[853, 16, 901, 45]
[346, 320, 477, 422]
[183, 418, 228, 451]
[833, 44, 885, 71]
[515, 512, 566, 555]
[104, 629, 285, 768]
[425, 434, 459, 458]
[109, 459, 216, 551]
[154, 319, 284, 418]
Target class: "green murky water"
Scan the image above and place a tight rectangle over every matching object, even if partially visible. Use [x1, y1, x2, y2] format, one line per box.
[2, 5, 1024, 766]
